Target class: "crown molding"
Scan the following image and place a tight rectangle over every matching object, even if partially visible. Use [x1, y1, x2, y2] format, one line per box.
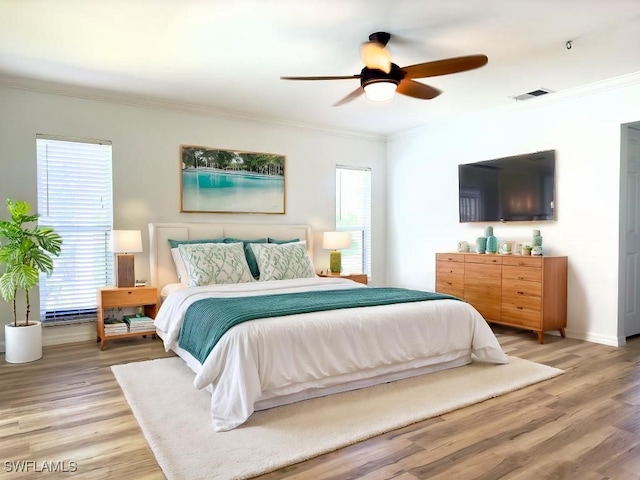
[388, 71, 640, 142]
[0, 74, 385, 143]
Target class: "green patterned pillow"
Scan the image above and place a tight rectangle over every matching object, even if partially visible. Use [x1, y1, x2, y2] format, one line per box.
[250, 242, 315, 281]
[178, 242, 254, 286]
[223, 237, 267, 278]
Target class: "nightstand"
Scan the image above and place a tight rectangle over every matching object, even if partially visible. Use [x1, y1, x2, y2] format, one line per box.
[317, 272, 368, 285]
[96, 286, 159, 350]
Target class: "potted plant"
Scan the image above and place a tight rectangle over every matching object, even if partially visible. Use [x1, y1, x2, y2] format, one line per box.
[0, 199, 62, 363]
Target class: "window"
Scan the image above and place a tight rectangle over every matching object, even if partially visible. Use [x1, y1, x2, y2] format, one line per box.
[36, 136, 113, 323]
[335, 166, 371, 275]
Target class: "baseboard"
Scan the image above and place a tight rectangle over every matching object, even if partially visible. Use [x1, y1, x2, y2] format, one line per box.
[565, 329, 623, 347]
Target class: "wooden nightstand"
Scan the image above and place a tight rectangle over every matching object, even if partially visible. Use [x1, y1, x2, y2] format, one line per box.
[96, 286, 159, 350]
[318, 272, 368, 285]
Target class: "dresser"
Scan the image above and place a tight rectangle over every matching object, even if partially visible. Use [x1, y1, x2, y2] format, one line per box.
[435, 253, 567, 343]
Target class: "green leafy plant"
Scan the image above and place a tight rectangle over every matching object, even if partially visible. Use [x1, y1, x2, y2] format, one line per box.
[0, 199, 62, 327]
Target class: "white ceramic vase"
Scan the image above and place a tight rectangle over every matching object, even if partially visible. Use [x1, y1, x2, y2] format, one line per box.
[4, 321, 43, 363]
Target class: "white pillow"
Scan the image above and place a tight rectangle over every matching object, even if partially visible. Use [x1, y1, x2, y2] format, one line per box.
[250, 241, 316, 281]
[178, 242, 254, 286]
[170, 247, 189, 285]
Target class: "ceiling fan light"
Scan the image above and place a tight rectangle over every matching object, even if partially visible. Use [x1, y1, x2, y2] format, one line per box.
[363, 81, 397, 102]
[361, 41, 391, 73]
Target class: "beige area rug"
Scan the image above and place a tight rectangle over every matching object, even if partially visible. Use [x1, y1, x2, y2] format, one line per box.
[112, 356, 563, 480]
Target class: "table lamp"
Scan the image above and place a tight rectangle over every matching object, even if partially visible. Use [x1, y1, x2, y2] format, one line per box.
[323, 231, 351, 274]
[110, 230, 143, 287]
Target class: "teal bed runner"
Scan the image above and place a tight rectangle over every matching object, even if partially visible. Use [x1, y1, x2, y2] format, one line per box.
[178, 287, 460, 363]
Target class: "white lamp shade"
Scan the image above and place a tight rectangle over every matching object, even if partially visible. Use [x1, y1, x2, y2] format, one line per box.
[110, 230, 143, 253]
[363, 81, 397, 102]
[323, 231, 351, 250]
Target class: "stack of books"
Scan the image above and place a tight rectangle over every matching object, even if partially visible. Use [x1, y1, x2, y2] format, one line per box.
[103, 317, 128, 336]
[123, 315, 155, 333]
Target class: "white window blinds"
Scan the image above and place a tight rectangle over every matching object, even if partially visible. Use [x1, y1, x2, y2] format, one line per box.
[335, 166, 372, 276]
[36, 136, 114, 322]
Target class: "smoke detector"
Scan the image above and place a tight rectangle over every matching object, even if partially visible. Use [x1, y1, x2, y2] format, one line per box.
[510, 88, 554, 101]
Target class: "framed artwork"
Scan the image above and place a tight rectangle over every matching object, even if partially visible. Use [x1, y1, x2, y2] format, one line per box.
[180, 145, 286, 214]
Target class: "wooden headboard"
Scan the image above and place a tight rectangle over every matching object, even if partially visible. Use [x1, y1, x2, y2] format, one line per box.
[148, 222, 313, 290]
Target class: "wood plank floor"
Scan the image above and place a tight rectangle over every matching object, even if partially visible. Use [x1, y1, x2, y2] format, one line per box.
[1, 327, 638, 480]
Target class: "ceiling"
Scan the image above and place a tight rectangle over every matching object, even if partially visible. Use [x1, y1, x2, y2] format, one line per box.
[1, 0, 640, 136]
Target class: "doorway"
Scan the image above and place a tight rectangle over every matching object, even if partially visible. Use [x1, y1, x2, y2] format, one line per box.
[619, 122, 640, 339]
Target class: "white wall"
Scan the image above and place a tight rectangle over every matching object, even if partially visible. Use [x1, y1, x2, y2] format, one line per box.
[0, 86, 387, 349]
[387, 76, 640, 346]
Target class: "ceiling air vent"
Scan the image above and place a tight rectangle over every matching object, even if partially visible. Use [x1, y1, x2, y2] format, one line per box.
[510, 88, 554, 101]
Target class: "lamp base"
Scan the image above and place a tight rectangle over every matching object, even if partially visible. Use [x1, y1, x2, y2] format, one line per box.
[329, 250, 342, 274]
[116, 253, 135, 288]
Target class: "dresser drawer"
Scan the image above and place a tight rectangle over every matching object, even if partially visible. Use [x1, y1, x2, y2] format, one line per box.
[502, 256, 542, 267]
[436, 261, 465, 276]
[100, 287, 158, 308]
[501, 304, 541, 328]
[435, 283, 464, 299]
[502, 279, 542, 298]
[465, 254, 503, 265]
[465, 262, 502, 280]
[502, 293, 542, 312]
[502, 265, 542, 283]
[436, 253, 465, 263]
[436, 272, 464, 290]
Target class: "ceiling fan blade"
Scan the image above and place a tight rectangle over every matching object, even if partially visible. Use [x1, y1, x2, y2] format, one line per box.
[280, 75, 359, 81]
[402, 55, 488, 79]
[396, 79, 441, 100]
[333, 87, 364, 106]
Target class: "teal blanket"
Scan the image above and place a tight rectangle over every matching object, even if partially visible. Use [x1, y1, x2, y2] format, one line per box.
[178, 287, 460, 363]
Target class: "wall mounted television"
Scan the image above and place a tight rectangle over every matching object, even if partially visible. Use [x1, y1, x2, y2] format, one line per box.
[458, 149, 556, 222]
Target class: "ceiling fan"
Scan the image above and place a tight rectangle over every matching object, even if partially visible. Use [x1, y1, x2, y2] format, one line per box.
[281, 32, 488, 106]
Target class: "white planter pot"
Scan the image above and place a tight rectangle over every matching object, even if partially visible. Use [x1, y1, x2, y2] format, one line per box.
[5, 321, 43, 363]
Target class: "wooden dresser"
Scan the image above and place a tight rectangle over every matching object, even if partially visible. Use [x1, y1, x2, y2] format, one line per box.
[436, 252, 568, 343]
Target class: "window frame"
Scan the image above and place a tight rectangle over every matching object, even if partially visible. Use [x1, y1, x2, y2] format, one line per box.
[36, 135, 114, 324]
[335, 165, 372, 277]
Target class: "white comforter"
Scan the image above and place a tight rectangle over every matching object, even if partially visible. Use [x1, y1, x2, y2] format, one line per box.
[154, 277, 508, 431]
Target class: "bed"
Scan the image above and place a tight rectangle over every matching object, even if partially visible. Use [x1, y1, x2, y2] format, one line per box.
[149, 222, 508, 431]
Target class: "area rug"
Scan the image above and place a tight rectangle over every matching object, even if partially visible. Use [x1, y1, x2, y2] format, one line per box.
[112, 356, 563, 480]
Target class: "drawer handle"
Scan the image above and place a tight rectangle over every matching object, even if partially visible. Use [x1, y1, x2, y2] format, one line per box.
[449, 270, 453, 273]
[491, 259, 497, 263]
[517, 306, 523, 310]
[447, 257, 453, 261]
[447, 282, 452, 286]
[517, 291, 524, 295]
[518, 276, 524, 280]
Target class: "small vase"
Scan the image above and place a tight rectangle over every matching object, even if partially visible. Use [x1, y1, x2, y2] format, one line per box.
[476, 237, 487, 254]
[486, 234, 498, 254]
[484, 226, 494, 237]
[532, 230, 542, 248]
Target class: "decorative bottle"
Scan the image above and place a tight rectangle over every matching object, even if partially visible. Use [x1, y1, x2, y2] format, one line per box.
[532, 230, 542, 247]
[532, 229, 543, 256]
[476, 236, 487, 254]
[485, 226, 498, 254]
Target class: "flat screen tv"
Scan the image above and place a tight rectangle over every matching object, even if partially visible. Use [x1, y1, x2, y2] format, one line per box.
[458, 150, 556, 222]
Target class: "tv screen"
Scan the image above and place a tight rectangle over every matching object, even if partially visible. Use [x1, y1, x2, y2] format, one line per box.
[458, 150, 556, 222]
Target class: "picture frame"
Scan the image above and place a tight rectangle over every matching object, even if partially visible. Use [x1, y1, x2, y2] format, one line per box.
[180, 145, 286, 214]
